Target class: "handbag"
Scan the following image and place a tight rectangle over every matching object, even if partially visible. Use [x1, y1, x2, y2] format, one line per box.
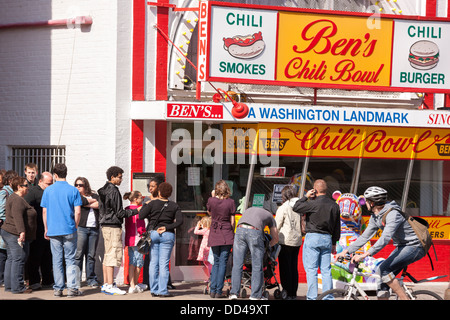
[137, 202, 169, 254]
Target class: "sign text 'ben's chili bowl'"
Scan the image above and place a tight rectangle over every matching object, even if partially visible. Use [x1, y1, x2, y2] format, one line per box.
[200, 2, 450, 93]
[277, 13, 392, 88]
[223, 123, 450, 161]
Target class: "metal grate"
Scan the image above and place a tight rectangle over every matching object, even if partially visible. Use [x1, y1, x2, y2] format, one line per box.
[10, 146, 66, 175]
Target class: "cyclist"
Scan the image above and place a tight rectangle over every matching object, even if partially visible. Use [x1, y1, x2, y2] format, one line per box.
[336, 186, 426, 300]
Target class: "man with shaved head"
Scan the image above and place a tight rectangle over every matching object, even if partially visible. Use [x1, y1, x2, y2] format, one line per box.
[290, 179, 340, 300]
[25, 171, 54, 290]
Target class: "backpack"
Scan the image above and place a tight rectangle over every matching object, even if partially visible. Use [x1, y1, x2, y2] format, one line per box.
[0, 187, 11, 226]
[382, 208, 436, 269]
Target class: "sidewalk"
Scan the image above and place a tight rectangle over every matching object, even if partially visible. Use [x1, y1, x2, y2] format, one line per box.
[0, 281, 447, 300]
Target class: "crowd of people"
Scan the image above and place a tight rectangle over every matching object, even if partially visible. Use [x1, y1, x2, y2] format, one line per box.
[0, 164, 448, 300]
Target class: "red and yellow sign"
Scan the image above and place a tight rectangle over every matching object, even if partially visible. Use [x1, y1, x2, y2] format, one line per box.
[276, 12, 393, 87]
[224, 123, 450, 161]
[202, 2, 450, 93]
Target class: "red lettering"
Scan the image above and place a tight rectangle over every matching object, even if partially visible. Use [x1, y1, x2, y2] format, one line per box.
[330, 59, 383, 83]
[199, 21, 207, 38]
[293, 19, 337, 55]
[199, 2, 207, 18]
[284, 58, 327, 80]
[364, 130, 386, 153]
[293, 20, 377, 57]
[199, 64, 205, 80]
[199, 38, 206, 56]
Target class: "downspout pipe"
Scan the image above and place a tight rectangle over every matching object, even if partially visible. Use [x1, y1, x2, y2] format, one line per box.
[0, 16, 93, 29]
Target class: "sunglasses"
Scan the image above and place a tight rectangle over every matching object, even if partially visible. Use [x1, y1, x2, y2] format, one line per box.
[75, 184, 85, 187]
[20, 184, 29, 188]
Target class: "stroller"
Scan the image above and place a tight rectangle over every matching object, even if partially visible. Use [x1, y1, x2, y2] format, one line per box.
[238, 232, 286, 299]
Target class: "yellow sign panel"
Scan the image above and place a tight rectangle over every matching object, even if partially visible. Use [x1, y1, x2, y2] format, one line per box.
[276, 12, 393, 87]
[224, 123, 450, 161]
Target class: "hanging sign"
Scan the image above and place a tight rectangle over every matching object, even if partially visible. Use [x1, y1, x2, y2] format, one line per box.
[223, 123, 450, 161]
[199, 1, 450, 93]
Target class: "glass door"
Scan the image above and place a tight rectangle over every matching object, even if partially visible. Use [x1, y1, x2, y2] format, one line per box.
[169, 123, 221, 281]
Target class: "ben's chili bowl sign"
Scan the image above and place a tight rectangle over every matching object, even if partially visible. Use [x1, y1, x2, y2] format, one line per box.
[276, 12, 393, 88]
[201, 2, 450, 93]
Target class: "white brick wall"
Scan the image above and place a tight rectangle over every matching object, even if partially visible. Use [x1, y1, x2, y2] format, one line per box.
[0, 0, 134, 193]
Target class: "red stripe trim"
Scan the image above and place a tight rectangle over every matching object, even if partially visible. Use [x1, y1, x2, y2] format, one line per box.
[155, 0, 169, 100]
[154, 120, 167, 175]
[426, 0, 437, 17]
[132, 0, 146, 101]
[131, 120, 144, 189]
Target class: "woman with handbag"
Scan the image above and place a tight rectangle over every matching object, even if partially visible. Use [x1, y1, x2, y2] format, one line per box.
[138, 182, 183, 297]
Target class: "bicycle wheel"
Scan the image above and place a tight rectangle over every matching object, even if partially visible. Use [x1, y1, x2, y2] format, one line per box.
[317, 288, 359, 300]
[411, 290, 443, 300]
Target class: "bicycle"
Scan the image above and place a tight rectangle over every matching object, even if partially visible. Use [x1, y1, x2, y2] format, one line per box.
[317, 255, 447, 300]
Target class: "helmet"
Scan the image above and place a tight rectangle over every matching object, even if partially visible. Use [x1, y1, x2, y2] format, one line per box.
[364, 186, 388, 204]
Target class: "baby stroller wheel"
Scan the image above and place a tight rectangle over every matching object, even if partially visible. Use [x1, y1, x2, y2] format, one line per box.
[203, 286, 209, 295]
[240, 288, 247, 298]
[274, 289, 281, 299]
[263, 290, 270, 299]
[281, 289, 288, 300]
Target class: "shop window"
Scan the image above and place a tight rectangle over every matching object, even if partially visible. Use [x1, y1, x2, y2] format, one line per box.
[356, 158, 409, 216]
[10, 146, 66, 175]
[408, 160, 450, 217]
[237, 156, 356, 215]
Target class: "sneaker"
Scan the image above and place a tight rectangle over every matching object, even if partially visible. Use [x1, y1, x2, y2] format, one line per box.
[87, 281, 99, 288]
[104, 284, 126, 295]
[128, 286, 144, 294]
[229, 294, 238, 300]
[137, 283, 148, 291]
[67, 288, 83, 298]
[128, 286, 137, 294]
[54, 289, 63, 297]
[29, 283, 42, 290]
[250, 296, 268, 300]
[100, 284, 109, 293]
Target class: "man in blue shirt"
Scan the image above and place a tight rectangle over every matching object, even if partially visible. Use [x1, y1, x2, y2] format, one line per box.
[41, 163, 82, 297]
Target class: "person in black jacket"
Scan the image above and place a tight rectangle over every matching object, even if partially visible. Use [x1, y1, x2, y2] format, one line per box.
[98, 166, 140, 295]
[290, 179, 340, 300]
[74, 177, 100, 288]
[24, 171, 54, 290]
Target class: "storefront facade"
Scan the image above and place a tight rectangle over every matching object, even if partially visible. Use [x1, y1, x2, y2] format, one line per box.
[1, 0, 449, 284]
[131, 1, 450, 281]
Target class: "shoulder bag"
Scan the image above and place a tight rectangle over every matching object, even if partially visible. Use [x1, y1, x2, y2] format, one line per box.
[137, 202, 169, 254]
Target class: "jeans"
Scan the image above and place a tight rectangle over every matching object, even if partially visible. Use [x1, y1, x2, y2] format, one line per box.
[49, 231, 79, 291]
[376, 245, 425, 298]
[149, 230, 175, 295]
[75, 226, 99, 285]
[210, 245, 232, 295]
[230, 227, 265, 299]
[1, 229, 29, 293]
[302, 232, 333, 300]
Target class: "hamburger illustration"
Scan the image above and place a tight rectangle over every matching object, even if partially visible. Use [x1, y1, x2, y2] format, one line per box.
[223, 31, 265, 59]
[408, 40, 439, 70]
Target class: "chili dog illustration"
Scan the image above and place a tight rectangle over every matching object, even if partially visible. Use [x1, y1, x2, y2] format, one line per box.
[223, 31, 265, 59]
